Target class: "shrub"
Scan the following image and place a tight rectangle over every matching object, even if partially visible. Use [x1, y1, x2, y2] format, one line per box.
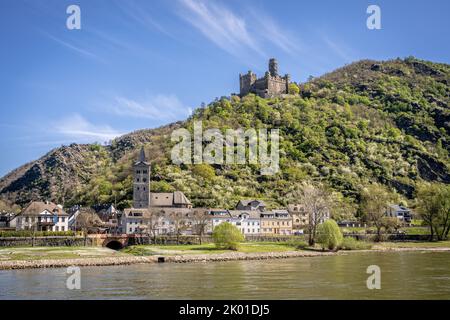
[212, 222, 244, 250]
[339, 237, 373, 250]
[316, 219, 343, 251]
[286, 237, 308, 249]
[0, 230, 75, 238]
[192, 164, 216, 181]
[289, 83, 300, 95]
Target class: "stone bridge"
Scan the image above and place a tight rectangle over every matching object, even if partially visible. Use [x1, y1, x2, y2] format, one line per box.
[89, 234, 130, 250]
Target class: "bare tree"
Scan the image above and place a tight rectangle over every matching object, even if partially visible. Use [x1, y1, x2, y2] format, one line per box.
[170, 212, 188, 244]
[290, 183, 332, 245]
[191, 209, 210, 244]
[147, 209, 164, 244]
[76, 210, 103, 246]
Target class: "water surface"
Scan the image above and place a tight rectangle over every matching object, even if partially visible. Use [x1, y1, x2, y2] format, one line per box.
[1, 251, 449, 299]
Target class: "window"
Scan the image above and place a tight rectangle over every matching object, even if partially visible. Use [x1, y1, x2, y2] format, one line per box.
[62, 217, 65, 222]
[55, 226, 59, 231]
[136, 170, 141, 174]
[143, 170, 147, 174]
[61, 227, 65, 231]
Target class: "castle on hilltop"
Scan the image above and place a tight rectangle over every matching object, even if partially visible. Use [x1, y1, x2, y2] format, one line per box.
[239, 58, 290, 98]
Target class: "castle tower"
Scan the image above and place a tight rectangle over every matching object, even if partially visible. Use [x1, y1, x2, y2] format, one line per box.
[133, 147, 151, 208]
[269, 58, 279, 77]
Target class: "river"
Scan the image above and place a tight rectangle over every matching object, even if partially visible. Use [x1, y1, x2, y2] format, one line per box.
[1, 251, 449, 299]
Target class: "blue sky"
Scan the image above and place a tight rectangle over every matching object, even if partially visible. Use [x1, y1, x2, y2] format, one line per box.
[0, 0, 449, 177]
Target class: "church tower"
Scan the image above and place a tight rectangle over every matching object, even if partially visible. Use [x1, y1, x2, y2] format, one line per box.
[133, 147, 151, 208]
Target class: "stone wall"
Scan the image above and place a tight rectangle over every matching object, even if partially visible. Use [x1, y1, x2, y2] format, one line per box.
[0, 236, 93, 247]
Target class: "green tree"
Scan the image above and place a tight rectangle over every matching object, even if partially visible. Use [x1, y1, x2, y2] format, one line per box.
[316, 219, 343, 251]
[288, 83, 300, 95]
[212, 222, 244, 250]
[360, 184, 397, 241]
[192, 164, 216, 181]
[416, 183, 450, 241]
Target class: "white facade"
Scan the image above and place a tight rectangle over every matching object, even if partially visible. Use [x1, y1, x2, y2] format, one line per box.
[15, 208, 69, 232]
[213, 212, 261, 235]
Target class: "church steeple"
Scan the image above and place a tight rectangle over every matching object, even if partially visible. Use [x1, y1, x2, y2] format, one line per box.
[139, 146, 146, 163]
[133, 146, 151, 208]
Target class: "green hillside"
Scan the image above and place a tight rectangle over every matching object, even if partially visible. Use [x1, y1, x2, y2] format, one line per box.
[1, 57, 449, 220]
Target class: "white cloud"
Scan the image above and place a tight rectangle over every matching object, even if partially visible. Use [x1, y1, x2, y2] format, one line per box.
[114, 0, 171, 37]
[111, 94, 190, 121]
[178, 0, 263, 58]
[322, 36, 356, 62]
[249, 10, 304, 56]
[41, 31, 105, 63]
[54, 114, 122, 142]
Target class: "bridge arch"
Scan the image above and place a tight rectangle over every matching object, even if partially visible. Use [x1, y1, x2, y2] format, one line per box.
[102, 237, 128, 250]
[104, 240, 123, 250]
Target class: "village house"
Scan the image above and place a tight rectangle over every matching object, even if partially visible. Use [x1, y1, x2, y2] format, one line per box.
[236, 200, 266, 212]
[12, 201, 69, 232]
[260, 210, 293, 235]
[287, 204, 330, 233]
[386, 204, 413, 224]
[0, 212, 16, 229]
[209, 209, 233, 231]
[228, 210, 261, 235]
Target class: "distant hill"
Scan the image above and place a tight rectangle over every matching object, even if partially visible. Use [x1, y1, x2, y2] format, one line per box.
[1, 57, 449, 219]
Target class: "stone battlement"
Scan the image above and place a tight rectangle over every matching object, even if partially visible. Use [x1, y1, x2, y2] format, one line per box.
[239, 58, 290, 98]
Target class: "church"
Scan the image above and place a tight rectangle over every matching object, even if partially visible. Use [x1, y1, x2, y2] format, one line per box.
[123, 147, 193, 234]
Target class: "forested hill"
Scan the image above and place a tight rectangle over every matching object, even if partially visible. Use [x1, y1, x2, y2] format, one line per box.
[1, 57, 449, 219]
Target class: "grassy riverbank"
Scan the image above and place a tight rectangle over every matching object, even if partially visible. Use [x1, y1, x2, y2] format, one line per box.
[374, 240, 450, 249]
[1, 240, 450, 270]
[122, 242, 300, 256]
[0, 246, 127, 262]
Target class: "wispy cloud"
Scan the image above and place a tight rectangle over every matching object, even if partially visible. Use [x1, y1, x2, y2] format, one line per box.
[109, 94, 190, 121]
[249, 10, 305, 56]
[178, 0, 263, 58]
[322, 36, 356, 62]
[40, 31, 105, 63]
[114, 0, 171, 37]
[54, 114, 122, 142]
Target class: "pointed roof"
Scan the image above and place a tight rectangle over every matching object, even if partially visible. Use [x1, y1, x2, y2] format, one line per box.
[135, 146, 150, 165]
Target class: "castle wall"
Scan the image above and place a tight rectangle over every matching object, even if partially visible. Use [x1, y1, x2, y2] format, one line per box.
[267, 76, 288, 96]
[239, 60, 290, 98]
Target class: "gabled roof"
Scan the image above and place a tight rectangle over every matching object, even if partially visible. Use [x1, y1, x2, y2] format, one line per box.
[150, 191, 192, 207]
[237, 199, 266, 208]
[389, 205, 410, 213]
[228, 210, 261, 219]
[21, 201, 68, 216]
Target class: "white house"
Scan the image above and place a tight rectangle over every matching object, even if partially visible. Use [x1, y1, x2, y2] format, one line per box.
[222, 210, 261, 235]
[13, 201, 69, 232]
